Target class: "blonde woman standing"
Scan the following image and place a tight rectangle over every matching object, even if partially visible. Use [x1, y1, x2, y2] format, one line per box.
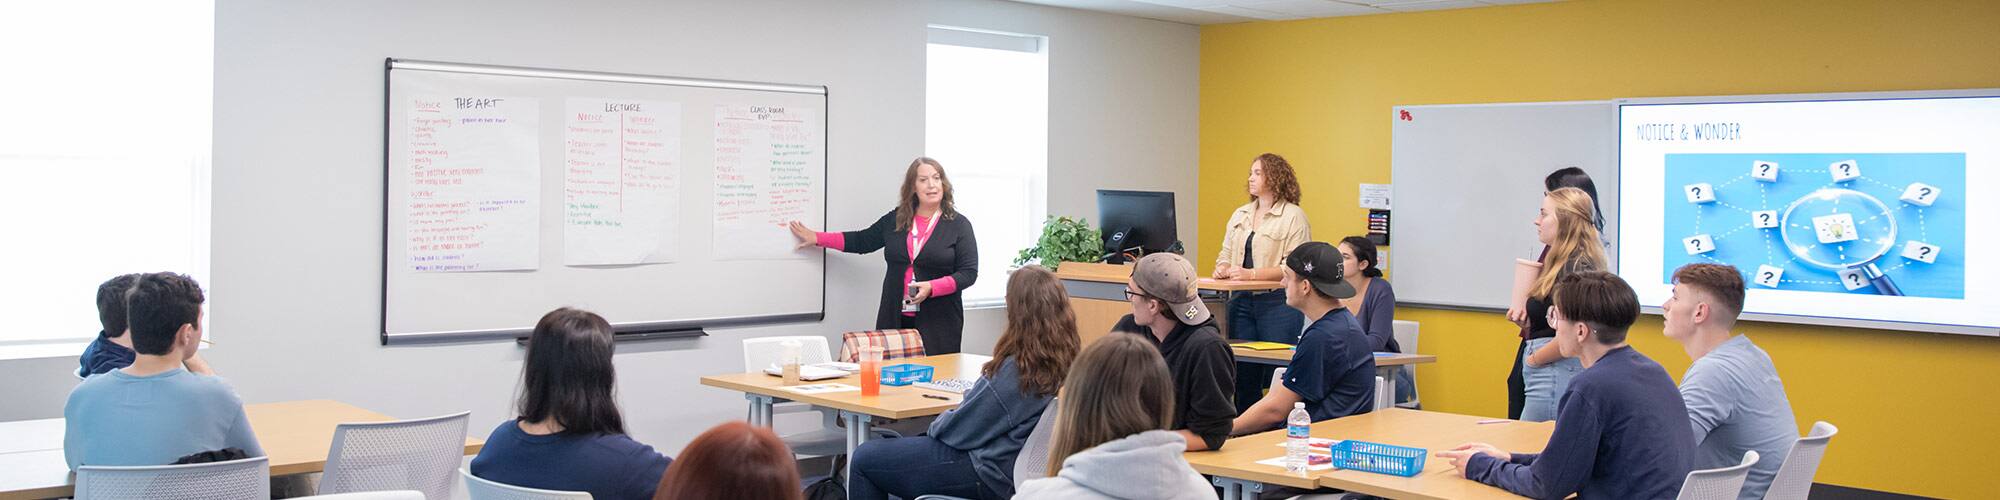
[1516, 187, 1607, 421]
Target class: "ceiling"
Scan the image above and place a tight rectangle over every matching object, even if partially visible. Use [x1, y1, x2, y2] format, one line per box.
[1010, 0, 1560, 25]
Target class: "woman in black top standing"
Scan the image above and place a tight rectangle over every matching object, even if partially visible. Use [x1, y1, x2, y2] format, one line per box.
[790, 157, 978, 354]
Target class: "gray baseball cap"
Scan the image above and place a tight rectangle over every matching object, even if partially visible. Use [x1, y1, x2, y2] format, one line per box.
[1132, 253, 1211, 325]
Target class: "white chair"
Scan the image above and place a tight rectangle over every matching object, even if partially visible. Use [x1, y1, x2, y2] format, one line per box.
[463, 468, 594, 499]
[1391, 320, 1420, 408]
[1676, 450, 1759, 500]
[1372, 376, 1393, 411]
[1765, 421, 1839, 500]
[1269, 366, 1287, 390]
[75, 456, 270, 500]
[1013, 398, 1061, 487]
[741, 336, 848, 458]
[318, 411, 472, 500]
[295, 491, 427, 500]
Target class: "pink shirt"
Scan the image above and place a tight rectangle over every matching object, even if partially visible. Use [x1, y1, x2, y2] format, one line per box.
[817, 214, 959, 313]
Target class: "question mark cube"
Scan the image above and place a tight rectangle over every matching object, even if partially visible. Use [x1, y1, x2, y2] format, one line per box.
[1751, 161, 1779, 182]
[1683, 234, 1715, 255]
[1827, 160, 1861, 182]
[1900, 183, 1940, 207]
[1838, 268, 1869, 291]
[1684, 183, 1716, 204]
[1754, 265, 1784, 288]
[1751, 210, 1779, 229]
[1902, 241, 1941, 263]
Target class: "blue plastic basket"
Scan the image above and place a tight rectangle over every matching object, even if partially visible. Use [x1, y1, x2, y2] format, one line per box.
[879, 364, 934, 386]
[1327, 440, 1426, 477]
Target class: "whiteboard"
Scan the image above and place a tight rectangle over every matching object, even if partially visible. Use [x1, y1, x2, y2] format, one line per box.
[1387, 101, 1618, 310]
[383, 60, 826, 343]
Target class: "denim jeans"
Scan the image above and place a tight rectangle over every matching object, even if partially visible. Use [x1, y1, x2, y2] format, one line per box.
[848, 436, 999, 500]
[1519, 337, 1583, 422]
[1229, 290, 1306, 413]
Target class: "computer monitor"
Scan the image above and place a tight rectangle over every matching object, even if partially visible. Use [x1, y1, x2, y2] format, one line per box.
[1096, 190, 1178, 264]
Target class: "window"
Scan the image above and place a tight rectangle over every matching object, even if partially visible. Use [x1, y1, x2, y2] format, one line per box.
[0, 1, 213, 359]
[925, 26, 1048, 307]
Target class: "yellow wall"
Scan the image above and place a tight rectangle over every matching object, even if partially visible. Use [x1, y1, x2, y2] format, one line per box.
[1198, 1, 2000, 497]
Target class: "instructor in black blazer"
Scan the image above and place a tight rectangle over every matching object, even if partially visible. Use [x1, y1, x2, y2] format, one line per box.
[790, 157, 978, 354]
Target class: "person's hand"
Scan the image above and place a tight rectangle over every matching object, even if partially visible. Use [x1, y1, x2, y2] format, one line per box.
[788, 221, 818, 250]
[907, 281, 934, 304]
[1435, 443, 1508, 478]
[1506, 305, 1529, 327]
[1213, 262, 1235, 280]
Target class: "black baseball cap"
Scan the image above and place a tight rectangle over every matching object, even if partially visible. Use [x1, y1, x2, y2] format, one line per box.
[1285, 241, 1357, 299]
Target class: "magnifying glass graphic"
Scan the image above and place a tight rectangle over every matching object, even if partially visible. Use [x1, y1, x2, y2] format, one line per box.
[1778, 188, 1902, 296]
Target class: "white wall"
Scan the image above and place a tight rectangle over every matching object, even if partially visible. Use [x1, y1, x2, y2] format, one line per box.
[0, 0, 1197, 456]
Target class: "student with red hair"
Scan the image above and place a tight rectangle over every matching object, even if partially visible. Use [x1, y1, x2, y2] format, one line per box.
[653, 422, 802, 500]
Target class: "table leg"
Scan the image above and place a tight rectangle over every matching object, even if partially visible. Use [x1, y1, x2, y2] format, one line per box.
[841, 411, 874, 485]
[1211, 476, 1265, 500]
[744, 394, 775, 427]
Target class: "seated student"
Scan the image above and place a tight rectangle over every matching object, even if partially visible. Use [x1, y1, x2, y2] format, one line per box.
[78, 273, 214, 377]
[850, 266, 1082, 500]
[1337, 236, 1411, 402]
[653, 421, 802, 500]
[471, 308, 671, 500]
[1663, 263, 1797, 500]
[1231, 242, 1376, 435]
[1436, 271, 1692, 499]
[1015, 333, 1211, 500]
[63, 272, 261, 470]
[1109, 253, 1236, 451]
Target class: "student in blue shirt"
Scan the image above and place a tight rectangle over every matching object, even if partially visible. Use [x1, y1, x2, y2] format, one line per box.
[1231, 241, 1377, 435]
[1437, 271, 1693, 499]
[78, 273, 214, 377]
[849, 265, 1082, 500]
[64, 272, 261, 470]
[470, 308, 671, 500]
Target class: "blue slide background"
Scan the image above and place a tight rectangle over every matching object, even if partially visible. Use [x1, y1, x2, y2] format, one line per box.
[1660, 153, 1965, 298]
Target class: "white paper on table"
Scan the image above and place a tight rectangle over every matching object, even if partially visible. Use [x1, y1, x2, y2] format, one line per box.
[1272, 437, 1341, 450]
[713, 104, 822, 261]
[405, 95, 541, 272]
[1359, 183, 1392, 210]
[1254, 455, 1336, 472]
[783, 383, 859, 395]
[563, 98, 684, 266]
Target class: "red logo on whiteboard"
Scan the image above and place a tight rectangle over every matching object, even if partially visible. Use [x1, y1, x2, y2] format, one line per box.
[1398, 110, 1413, 121]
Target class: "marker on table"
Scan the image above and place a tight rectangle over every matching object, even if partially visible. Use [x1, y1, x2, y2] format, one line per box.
[921, 394, 952, 401]
[1476, 419, 1510, 425]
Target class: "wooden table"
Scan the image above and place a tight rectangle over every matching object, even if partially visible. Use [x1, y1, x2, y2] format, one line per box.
[1234, 346, 1438, 384]
[0, 400, 485, 500]
[1185, 409, 1554, 500]
[699, 353, 987, 480]
[1053, 262, 1281, 347]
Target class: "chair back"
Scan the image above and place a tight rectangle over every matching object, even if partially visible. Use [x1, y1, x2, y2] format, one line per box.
[1372, 376, 1394, 411]
[319, 411, 472, 500]
[1013, 397, 1061, 486]
[75, 456, 270, 500]
[839, 329, 927, 362]
[1676, 450, 1759, 500]
[1765, 421, 1839, 500]
[742, 336, 834, 371]
[1391, 320, 1418, 354]
[463, 468, 595, 500]
[295, 491, 428, 500]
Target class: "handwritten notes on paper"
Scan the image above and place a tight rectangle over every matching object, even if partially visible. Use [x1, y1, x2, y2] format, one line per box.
[405, 96, 541, 272]
[564, 99, 684, 266]
[714, 104, 821, 261]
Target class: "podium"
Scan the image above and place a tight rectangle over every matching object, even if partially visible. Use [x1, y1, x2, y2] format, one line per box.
[1050, 262, 1282, 347]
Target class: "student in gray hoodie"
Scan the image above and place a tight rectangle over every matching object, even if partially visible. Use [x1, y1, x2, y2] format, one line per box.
[1016, 334, 1212, 500]
[849, 266, 1082, 500]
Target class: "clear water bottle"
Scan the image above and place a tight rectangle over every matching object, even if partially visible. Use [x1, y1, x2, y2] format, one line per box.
[1284, 401, 1311, 473]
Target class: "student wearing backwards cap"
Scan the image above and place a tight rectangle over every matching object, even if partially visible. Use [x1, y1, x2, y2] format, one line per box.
[1110, 253, 1236, 451]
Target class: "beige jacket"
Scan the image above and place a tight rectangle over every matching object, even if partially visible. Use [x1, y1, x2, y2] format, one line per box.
[1215, 200, 1311, 272]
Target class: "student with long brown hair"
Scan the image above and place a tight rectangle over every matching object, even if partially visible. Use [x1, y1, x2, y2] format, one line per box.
[849, 265, 1081, 500]
[790, 157, 979, 354]
[1015, 334, 1210, 500]
[1515, 187, 1607, 422]
[652, 422, 802, 500]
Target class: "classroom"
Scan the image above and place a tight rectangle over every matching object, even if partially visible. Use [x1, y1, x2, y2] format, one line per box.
[3, 0, 1996, 499]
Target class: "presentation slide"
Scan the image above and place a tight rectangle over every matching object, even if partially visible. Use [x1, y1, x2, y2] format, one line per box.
[1619, 94, 2000, 335]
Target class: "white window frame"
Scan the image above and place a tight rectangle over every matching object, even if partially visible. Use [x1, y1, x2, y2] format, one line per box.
[924, 25, 1049, 309]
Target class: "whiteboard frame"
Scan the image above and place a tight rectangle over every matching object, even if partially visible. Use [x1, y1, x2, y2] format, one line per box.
[1616, 88, 2000, 337]
[379, 58, 829, 345]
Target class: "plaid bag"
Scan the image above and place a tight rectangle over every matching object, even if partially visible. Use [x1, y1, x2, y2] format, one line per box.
[839, 329, 926, 362]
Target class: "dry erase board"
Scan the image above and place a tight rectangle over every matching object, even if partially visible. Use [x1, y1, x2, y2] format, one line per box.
[383, 59, 826, 343]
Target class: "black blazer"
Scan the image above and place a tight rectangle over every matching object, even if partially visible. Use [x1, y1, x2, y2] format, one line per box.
[836, 209, 978, 354]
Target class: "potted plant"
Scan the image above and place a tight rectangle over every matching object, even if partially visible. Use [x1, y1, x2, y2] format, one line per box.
[1012, 216, 1101, 272]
